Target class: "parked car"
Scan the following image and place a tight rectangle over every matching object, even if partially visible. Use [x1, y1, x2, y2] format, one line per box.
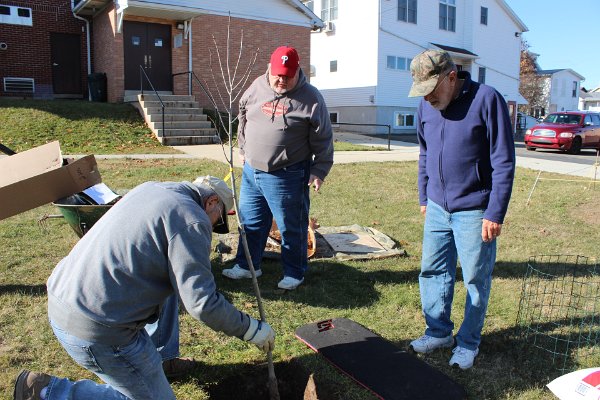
[524, 111, 600, 154]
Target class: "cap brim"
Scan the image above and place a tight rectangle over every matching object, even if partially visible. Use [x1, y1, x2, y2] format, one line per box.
[408, 76, 439, 97]
[270, 67, 298, 78]
[212, 207, 229, 234]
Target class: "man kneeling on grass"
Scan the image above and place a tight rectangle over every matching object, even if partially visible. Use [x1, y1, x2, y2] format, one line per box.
[13, 176, 275, 400]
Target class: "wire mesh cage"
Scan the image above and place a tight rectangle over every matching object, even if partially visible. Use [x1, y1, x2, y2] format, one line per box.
[516, 255, 600, 374]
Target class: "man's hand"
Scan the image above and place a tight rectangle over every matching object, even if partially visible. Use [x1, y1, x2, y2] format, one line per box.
[243, 318, 275, 352]
[308, 175, 323, 192]
[420, 205, 427, 217]
[482, 219, 502, 243]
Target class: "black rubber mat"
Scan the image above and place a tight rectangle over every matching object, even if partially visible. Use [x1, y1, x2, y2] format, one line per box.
[295, 318, 467, 400]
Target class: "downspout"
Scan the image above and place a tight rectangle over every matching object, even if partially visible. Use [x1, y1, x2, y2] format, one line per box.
[71, 0, 92, 101]
[188, 19, 193, 96]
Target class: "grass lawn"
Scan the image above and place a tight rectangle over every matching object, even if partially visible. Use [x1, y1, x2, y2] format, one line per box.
[1, 155, 599, 399]
[0, 98, 379, 154]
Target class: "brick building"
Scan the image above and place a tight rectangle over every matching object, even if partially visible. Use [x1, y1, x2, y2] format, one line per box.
[0, 0, 321, 104]
[0, 0, 89, 99]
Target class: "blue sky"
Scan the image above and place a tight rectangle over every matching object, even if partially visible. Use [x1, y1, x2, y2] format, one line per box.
[504, 0, 600, 90]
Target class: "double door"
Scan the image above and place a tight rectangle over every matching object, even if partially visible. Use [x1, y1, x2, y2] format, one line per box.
[124, 21, 172, 91]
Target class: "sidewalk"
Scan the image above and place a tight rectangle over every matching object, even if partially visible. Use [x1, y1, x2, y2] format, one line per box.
[169, 131, 599, 179]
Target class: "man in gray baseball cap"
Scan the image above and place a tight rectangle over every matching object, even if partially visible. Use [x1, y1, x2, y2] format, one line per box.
[407, 48, 515, 371]
[408, 49, 456, 98]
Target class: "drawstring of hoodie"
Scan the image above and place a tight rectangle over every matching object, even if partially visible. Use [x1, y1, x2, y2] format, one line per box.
[270, 96, 291, 129]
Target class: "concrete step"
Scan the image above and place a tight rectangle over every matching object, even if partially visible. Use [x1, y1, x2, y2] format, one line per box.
[141, 100, 199, 108]
[155, 128, 218, 137]
[148, 113, 208, 122]
[150, 120, 213, 130]
[159, 135, 220, 146]
[144, 107, 205, 115]
[139, 94, 195, 102]
[124, 90, 172, 103]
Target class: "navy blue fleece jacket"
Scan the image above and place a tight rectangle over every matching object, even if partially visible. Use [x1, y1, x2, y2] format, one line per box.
[417, 71, 515, 223]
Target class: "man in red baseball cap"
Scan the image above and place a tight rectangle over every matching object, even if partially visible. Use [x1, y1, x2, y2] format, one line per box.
[222, 46, 333, 290]
[268, 46, 301, 94]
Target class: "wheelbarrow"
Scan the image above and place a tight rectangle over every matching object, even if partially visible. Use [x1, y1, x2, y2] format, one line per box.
[52, 198, 114, 238]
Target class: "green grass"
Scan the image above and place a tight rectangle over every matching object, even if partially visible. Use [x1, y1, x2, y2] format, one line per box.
[1, 156, 600, 399]
[332, 140, 387, 151]
[0, 99, 380, 155]
[0, 98, 178, 154]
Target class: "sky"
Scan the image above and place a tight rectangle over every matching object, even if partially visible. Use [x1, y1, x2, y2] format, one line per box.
[504, 0, 600, 90]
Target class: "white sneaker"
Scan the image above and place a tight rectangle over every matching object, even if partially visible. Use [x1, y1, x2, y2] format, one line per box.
[277, 276, 304, 290]
[409, 334, 454, 354]
[222, 265, 262, 280]
[449, 346, 479, 370]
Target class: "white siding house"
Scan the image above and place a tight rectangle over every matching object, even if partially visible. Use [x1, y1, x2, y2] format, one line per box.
[580, 87, 600, 112]
[305, 0, 527, 134]
[536, 69, 584, 114]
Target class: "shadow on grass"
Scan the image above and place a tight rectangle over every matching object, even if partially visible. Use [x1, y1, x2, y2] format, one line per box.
[216, 258, 419, 309]
[0, 284, 46, 296]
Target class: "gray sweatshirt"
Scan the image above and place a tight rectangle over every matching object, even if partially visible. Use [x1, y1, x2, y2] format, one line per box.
[238, 69, 334, 180]
[47, 181, 249, 345]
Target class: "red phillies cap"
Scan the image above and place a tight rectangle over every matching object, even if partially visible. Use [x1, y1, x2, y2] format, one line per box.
[269, 46, 300, 78]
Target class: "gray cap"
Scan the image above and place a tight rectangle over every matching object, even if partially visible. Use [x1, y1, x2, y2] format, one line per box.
[408, 49, 455, 97]
[193, 175, 234, 212]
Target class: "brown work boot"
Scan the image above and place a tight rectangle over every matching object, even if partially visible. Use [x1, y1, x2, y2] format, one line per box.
[13, 370, 51, 400]
[162, 357, 198, 379]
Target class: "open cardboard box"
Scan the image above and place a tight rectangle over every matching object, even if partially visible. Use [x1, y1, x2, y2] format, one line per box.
[0, 141, 102, 220]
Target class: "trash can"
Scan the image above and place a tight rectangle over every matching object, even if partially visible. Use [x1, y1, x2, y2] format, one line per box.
[88, 72, 107, 102]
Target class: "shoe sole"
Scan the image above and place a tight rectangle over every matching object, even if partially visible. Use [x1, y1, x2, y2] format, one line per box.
[277, 279, 304, 290]
[408, 339, 454, 354]
[222, 270, 262, 279]
[13, 370, 29, 400]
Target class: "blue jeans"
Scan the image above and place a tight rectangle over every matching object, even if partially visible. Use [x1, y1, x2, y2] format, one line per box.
[235, 161, 310, 280]
[44, 295, 180, 399]
[419, 200, 496, 350]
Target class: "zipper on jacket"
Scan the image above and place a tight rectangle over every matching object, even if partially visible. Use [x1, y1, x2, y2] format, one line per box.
[439, 118, 448, 211]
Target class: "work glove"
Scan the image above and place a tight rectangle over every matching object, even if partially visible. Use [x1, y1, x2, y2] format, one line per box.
[243, 317, 275, 353]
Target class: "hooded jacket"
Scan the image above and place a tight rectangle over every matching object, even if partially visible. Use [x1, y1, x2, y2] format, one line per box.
[47, 181, 249, 345]
[417, 71, 515, 223]
[238, 69, 334, 181]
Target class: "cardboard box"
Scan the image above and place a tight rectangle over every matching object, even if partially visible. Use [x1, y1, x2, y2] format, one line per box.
[0, 141, 102, 220]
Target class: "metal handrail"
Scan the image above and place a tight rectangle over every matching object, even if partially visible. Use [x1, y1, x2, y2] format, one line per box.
[139, 65, 165, 137]
[334, 122, 392, 151]
[172, 70, 224, 141]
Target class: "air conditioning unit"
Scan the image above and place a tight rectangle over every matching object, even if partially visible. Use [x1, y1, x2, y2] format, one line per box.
[323, 21, 335, 33]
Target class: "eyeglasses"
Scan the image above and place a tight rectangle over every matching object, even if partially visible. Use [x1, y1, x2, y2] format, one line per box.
[427, 73, 449, 97]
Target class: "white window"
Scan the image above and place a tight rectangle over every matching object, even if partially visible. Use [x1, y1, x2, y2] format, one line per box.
[480, 7, 488, 25]
[321, 0, 338, 21]
[394, 112, 415, 129]
[330, 60, 337, 72]
[478, 67, 486, 84]
[0, 4, 32, 26]
[439, 0, 455, 32]
[329, 112, 339, 125]
[398, 0, 417, 24]
[386, 55, 412, 71]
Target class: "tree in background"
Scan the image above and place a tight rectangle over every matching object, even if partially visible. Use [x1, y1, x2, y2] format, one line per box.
[519, 41, 548, 117]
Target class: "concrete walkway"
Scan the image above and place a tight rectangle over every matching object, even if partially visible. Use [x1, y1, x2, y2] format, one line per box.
[26, 131, 592, 180]
[167, 131, 599, 179]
